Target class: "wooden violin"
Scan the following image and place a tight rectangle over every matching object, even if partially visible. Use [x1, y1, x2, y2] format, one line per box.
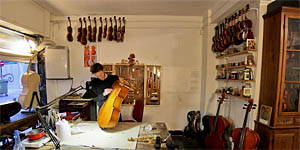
[103, 18, 107, 38]
[113, 16, 118, 41]
[121, 17, 126, 42]
[243, 4, 254, 40]
[88, 16, 92, 42]
[97, 80, 133, 128]
[204, 94, 230, 149]
[66, 17, 73, 42]
[117, 17, 121, 42]
[232, 101, 260, 149]
[107, 17, 113, 41]
[80, 17, 87, 45]
[92, 17, 97, 42]
[98, 17, 103, 42]
[77, 18, 82, 42]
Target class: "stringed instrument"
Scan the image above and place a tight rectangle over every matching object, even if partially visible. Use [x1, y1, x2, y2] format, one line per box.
[232, 101, 260, 149]
[81, 17, 87, 45]
[204, 94, 230, 149]
[77, 18, 82, 42]
[98, 17, 103, 42]
[103, 18, 107, 38]
[107, 17, 113, 41]
[92, 17, 97, 42]
[18, 52, 40, 108]
[117, 17, 122, 42]
[121, 17, 126, 42]
[113, 16, 118, 41]
[243, 4, 254, 40]
[66, 17, 73, 42]
[88, 16, 92, 42]
[97, 79, 133, 128]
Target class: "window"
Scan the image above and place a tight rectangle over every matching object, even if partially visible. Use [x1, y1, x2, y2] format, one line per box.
[0, 60, 30, 103]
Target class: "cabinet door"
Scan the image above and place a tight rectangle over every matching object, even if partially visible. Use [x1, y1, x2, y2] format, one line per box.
[273, 133, 295, 149]
[279, 15, 300, 115]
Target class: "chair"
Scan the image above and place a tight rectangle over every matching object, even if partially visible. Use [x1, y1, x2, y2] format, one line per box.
[123, 100, 144, 122]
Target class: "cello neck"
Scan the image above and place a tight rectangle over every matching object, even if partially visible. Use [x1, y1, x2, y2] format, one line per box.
[238, 102, 253, 149]
[27, 52, 38, 73]
[212, 94, 225, 132]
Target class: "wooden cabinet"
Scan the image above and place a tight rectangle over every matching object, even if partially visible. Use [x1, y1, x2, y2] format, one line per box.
[255, 6, 300, 149]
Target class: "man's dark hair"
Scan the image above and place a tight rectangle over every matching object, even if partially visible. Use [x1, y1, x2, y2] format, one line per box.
[90, 63, 103, 74]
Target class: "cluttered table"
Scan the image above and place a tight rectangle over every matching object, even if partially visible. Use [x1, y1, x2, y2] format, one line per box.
[38, 121, 171, 149]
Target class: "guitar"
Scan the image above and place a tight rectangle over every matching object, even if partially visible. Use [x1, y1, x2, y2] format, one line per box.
[204, 94, 230, 149]
[232, 102, 260, 149]
[18, 52, 40, 109]
[98, 17, 103, 42]
[121, 17, 126, 42]
[66, 17, 73, 42]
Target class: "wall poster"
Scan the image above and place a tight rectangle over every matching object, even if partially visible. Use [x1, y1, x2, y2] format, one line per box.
[84, 44, 97, 67]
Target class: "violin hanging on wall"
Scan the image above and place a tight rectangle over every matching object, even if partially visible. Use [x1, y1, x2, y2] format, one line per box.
[117, 17, 122, 42]
[92, 17, 97, 42]
[77, 18, 82, 42]
[66, 17, 73, 42]
[121, 17, 126, 42]
[98, 17, 103, 42]
[113, 16, 118, 41]
[103, 18, 107, 39]
[107, 17, 113, 41]
[88, 16, 92, 42]
[80, 17, 87, 45]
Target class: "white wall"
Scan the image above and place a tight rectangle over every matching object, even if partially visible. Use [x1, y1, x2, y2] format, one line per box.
[47, 15, 203, 130]
[0, 0, 50, 37]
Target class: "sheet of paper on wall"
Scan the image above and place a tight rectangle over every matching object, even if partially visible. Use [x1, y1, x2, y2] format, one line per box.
[61, 122, 140, 149]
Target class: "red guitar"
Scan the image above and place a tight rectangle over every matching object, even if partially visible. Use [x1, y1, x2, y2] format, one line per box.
[232, 101, 260, 149]
[204, 94, 230, 149]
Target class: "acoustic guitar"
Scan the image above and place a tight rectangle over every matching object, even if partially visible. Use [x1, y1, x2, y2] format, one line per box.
[18, 52, 40, 109]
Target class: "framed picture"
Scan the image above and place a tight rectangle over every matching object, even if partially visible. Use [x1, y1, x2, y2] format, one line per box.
[259, 105, 272, 126]
[247, 39, 256, 50]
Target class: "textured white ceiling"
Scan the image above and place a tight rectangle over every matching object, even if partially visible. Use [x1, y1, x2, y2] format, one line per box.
[33, 0, 226, 16]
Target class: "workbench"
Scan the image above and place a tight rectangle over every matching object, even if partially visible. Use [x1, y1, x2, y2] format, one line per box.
[41, 122, 171, 149]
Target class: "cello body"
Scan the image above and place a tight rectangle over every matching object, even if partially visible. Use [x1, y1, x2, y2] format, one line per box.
[204, 116, 230, 149]
[97, 80, 129, 128]
[18, 72, 40, 108]
[232, 127, 260, 150]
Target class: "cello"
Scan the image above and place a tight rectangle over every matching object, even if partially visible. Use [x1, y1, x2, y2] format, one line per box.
[232, 101, 260, 150]
[204, 94, 230, 149]
[97, 79, 133, 128]
[18, 52, 40, 108]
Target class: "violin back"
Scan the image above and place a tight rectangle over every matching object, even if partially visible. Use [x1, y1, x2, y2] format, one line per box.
[97, 81, 129, 128]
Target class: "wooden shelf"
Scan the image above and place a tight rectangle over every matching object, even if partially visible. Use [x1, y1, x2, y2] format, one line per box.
[216, 49, 256, 59]
[215, 92, 253, 102]
[216, 79, 255, 82]
[217, 64, 256, 69]
[287, 48, 300, 52]
[285, 81, 300, 84]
